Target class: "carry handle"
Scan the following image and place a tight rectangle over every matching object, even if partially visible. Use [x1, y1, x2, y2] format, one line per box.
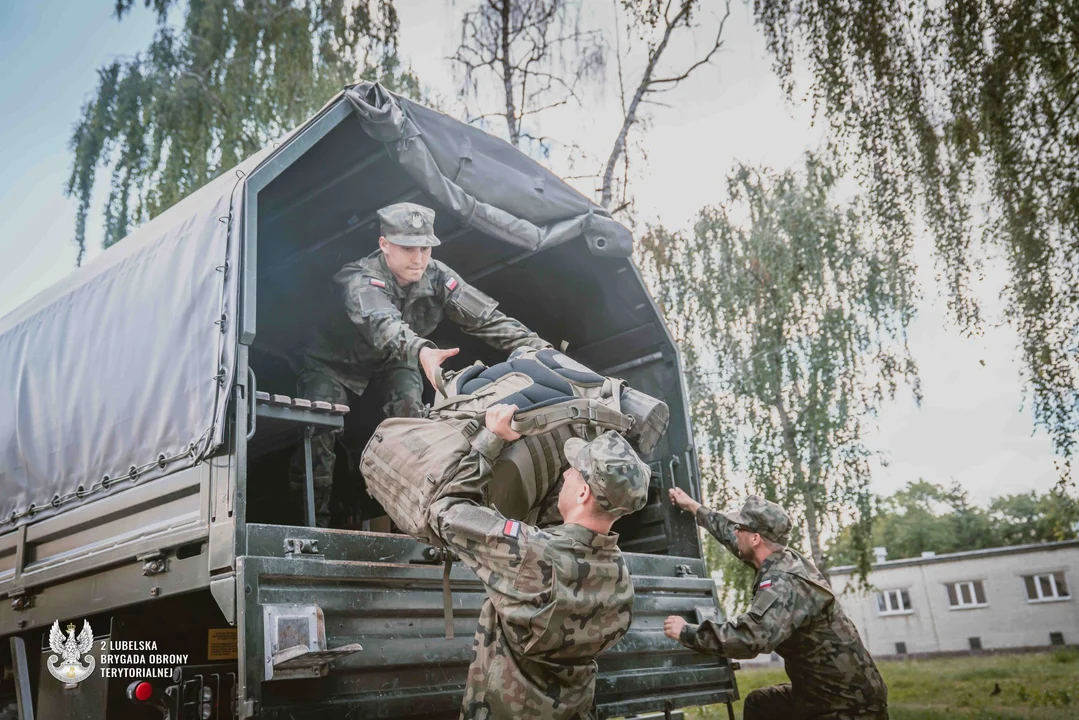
[508, 399, 634, 435]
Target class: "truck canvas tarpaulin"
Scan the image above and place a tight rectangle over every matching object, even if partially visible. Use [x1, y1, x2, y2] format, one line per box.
[0, 82, 629, 528]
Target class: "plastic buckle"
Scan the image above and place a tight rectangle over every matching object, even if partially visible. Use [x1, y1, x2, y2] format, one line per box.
[587, 406, 598, 422]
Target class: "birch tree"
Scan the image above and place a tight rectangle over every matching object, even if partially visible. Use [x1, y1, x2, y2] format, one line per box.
[638, 155, 920, 572]
[751, 0, 1079, 464]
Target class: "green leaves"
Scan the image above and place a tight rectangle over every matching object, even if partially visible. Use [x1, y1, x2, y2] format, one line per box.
[67, 0, 418, 264]
[827, 480, 1079, 564]
[638, 154, 919, 575]
[752, 0, 1079, 460]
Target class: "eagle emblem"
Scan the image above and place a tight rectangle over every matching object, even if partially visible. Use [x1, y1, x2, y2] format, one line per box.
[410, 211, 424, 229]
[47, 619, 95, 685]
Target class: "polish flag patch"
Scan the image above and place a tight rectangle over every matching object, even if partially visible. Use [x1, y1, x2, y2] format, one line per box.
[759, 580, 773, 590]
[445, 277, 459, 292]
[369, 278, 386, 288]
[503, 520, 521, 538]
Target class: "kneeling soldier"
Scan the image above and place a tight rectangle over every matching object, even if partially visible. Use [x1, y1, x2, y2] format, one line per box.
[428, 405, 650, 719]
[665, 490, 889, 720]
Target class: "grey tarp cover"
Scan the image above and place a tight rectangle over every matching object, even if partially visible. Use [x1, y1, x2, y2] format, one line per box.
[345, 83, 632, 257]
[0, 83, 631, 527]
[0, 160, 249, 527]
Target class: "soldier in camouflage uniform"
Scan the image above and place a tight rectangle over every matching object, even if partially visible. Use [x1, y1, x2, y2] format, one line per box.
[290, 202, 550, 527]
[428, 405, 650, 719]
[665, 491, 889, 720]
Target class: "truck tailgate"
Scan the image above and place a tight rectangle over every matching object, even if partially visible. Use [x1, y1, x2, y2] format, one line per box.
[239, 524, 736, 719]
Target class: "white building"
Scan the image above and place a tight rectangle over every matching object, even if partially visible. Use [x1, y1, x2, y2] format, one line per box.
[830, 540, 1079, 657]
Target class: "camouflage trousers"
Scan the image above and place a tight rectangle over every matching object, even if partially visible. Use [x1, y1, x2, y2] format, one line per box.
[288, 357, 424, 527]
[744, 684, 889, 720]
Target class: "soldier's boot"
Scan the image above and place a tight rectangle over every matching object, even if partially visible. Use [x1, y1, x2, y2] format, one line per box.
[288, 429, 340, 528]
[743, 684, 802, 720]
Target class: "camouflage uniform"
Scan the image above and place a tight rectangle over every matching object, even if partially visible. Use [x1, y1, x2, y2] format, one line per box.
[290, 202, 549, 527]
[428, 430, 650, 720]
[679, 497, 889, 720]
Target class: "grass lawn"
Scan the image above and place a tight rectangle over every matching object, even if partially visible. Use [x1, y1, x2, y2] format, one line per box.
[686, 648, 1079, 719]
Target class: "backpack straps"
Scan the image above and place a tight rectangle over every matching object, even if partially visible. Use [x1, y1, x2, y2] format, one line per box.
[442, 556, 454, 640]
[509, 398, 634, 435]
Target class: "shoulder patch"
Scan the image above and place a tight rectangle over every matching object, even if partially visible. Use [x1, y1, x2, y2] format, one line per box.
[445, 277, 459, 292]
[369, 278, 386, 288]
[749, 587, 780, 619]
[503, 519, 520, 538]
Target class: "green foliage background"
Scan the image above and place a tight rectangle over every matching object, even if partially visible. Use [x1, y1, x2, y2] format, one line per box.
[751, 0, 1079, 462]
[67, 0, 419, 263]
[637, 155, 919, 573]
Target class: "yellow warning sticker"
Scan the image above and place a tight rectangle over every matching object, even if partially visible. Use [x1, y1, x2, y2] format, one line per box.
[207, 629, 238, 660]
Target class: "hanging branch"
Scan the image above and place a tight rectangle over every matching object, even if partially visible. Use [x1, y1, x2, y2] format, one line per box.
[599, 0, 731, 209]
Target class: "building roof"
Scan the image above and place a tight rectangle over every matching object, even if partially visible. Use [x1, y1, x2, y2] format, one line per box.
[830, 539, 1079, 575]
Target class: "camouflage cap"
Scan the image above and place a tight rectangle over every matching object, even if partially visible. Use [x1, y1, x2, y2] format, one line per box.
[723, 495, 792, 545]
[564, 431, 650, 518]
[378, 202, 440, 247]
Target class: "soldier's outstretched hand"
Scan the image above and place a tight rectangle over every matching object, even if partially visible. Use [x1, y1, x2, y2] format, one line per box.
[669, 487, 701, 515]
[485, 404, 522, 442]
[419, 346, 460, 389]
[664, 615, 688, 641]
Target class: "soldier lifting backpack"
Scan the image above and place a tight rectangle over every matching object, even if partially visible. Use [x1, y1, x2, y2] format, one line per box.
[360, 347, 670, 548]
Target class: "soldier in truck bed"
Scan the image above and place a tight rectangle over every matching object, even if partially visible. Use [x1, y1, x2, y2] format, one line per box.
[664, 490, 889, 720]
[290, 201, 550, 527]
[427, 404, 651, 719]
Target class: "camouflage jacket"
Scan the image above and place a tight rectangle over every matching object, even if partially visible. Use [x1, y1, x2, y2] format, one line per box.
[304, 251, 548, 381]
[682, 507, 888, 718]
[428, 429, 634, 720]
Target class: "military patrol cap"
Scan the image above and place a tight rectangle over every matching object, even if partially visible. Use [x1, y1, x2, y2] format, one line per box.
[564, 431, 650, 518]
[378, 202, 440, 247]
[724, 495, 792, 545]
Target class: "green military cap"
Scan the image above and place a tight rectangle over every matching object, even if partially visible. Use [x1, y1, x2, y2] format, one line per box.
[724, 495, 792, 545]
[378, 202, 440, 247]
[564, 431, 651, 518]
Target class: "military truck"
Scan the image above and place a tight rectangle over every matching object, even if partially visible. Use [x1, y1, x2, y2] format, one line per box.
[0, 83, 737, 719]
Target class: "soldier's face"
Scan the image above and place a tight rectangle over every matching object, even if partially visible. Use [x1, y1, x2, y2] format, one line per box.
[380, 237, 432, 285]
[734, 525, 759, 562]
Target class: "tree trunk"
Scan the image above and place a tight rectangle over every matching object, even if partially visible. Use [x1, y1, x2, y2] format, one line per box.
[802, 490, 827, 577]
[773, 385, 826, 572]
[599, 2, 687, 207]
[803, 435, 828, 575]
[499, 1, 519, 146]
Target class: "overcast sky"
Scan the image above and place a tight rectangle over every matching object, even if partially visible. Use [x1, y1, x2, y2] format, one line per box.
[0, 0, 1061, 507]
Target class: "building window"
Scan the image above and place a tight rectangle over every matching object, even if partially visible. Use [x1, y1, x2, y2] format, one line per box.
[946, 580, 987, 609]
[1049, 632, 1065, 646]
[895, 642, 908, 655]
[1023, 572, 1070, 602]
[875, 588, 913, 615]
[969, 637, 982, 651]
